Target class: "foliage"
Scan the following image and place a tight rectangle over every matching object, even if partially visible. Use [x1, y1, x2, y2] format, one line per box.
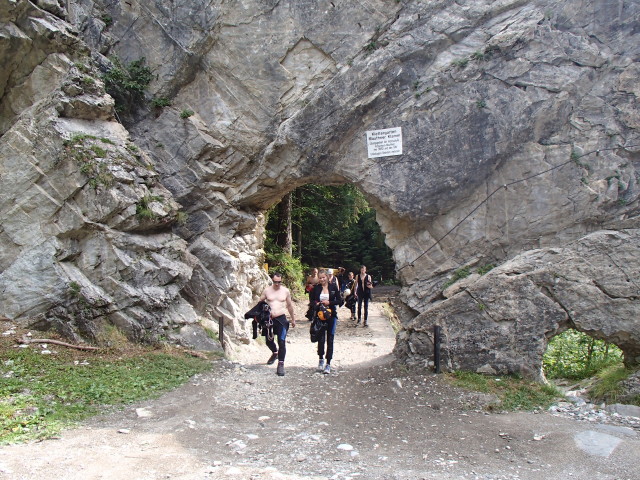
[543, 329, 623, 380]
[451, 58, 469, 68]
[151, 97, 171, 108]
[63, 133, 113, 188]
[102, 56, 153, 115]
[589, 365, 638, 406]
[448, 371, 561, 411]
[263, 246, 305, 298]
[180, 109, 194, 118]
[0, 346, 211, 444]
[265, 184, 396, 283]
[442, 267, 471, 289]
[476, 263, 495, 275]
[136, 194, 163, 220]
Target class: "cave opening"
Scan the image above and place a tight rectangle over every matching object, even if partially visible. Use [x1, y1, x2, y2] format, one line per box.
[543, 328, 625, 401]
[262, 182, 397, 293]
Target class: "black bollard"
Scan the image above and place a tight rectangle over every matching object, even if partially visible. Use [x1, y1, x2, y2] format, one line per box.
[434, 325, 441, 374]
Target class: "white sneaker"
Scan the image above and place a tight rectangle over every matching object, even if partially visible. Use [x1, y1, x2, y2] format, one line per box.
[317, 359, 324, 372]
[323, 364, 331, 375]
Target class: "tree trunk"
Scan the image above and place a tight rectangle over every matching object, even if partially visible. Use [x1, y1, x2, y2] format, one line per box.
[295, 188, 302, 257]
[276, 192, 293, 255]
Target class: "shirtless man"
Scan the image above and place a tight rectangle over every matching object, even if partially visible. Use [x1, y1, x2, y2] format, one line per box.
[259, 272, 296, 376]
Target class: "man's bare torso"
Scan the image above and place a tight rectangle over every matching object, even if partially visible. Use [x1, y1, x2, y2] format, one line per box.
[264, 286, 290, 317]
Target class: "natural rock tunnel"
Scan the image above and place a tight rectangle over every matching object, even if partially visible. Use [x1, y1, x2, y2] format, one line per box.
[0, 0, 639, 379]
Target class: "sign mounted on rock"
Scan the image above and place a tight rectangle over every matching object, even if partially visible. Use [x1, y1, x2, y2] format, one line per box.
[366, 127, 402, 158]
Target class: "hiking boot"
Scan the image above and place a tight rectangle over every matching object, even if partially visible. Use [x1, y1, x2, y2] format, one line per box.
[356, 318, 361, 325]
[276, 361, 285, 376]
[317, 359, 325, 372]
[363, 322, 368, 327]
[323, 364, 331, 375]
[267, 352, 278, 365]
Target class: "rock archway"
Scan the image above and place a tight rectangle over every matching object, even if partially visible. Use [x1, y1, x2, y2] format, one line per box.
[1, 0, 639, 378]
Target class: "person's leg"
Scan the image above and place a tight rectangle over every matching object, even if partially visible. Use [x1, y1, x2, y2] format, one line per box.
[326, 317, 337, 364]
[273, 319, 289, 361]
[265, 332, 278, 364]
[317, 328, 326, 359]
[363, 296, 369, 326]
[357, 297, 363, 323]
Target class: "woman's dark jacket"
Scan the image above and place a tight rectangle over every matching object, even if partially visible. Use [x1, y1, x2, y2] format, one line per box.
[311, 282, 341, 315]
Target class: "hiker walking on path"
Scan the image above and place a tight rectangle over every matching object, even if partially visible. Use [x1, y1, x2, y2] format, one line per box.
[355, 265, 374, 327]
[258, 272, 296, 376]
[311, 269, 341, 374]
[327, 268, 340, 291]
[305, 268, 319, 298]
[343, 271, 357, 321]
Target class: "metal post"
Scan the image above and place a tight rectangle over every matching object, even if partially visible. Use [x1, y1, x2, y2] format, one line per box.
[218, 316, 225, 350]
[434, 325, 441, 374]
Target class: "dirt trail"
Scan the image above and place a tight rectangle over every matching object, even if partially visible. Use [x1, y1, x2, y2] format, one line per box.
[1, 295, 639, 480]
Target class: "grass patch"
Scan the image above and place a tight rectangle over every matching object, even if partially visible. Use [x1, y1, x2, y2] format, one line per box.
[0, 330, 213, 445]
[442, 266, 471, 289]
[589, 365, 638, 406]
[447, 371, 561, 411]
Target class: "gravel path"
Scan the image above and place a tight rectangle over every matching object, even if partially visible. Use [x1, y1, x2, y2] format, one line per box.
[1, 297, 639, 480]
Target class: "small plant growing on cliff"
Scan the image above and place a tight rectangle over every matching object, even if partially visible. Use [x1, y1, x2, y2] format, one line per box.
[365, 41, 378, 53]
[451, 58, 469, 68]
[176, 211, 189, 224]
[476, 263, 495, 275]
[68, 281, 81, 296]
[180, 109, 194, 119]
[151, 97, 171, 108]
[476, 99, 487, 109]
[442, 267, 471, 289]
[136, 194, 163, 220]
[102, 56, 153, 115]
[471, 50, 485, 61]
[90, 145, 107, 157]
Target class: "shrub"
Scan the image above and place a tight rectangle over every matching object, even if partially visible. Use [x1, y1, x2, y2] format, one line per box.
[264, 249, 305, 298]
[180, 109, 194, 119]
[151, 97, 171, 108]
[102, 56, 153, 114]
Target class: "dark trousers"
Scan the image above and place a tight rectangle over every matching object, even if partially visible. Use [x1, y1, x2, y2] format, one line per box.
[357, 295, 369, 322]
[266, 315, 289, 361]
[317, 316, 337, 364]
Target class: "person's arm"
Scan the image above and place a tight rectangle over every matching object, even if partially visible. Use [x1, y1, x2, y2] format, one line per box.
[286, 291, 296, 327]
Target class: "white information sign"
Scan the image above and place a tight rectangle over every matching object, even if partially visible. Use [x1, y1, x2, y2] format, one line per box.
[366, 127, 403, 158]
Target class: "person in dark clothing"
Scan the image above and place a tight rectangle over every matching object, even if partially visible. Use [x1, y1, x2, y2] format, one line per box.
[342, 271, 357, 321]
[354, 265, 373, 327]
[310, 269, 341, 374]
[258, 272, 296, 376]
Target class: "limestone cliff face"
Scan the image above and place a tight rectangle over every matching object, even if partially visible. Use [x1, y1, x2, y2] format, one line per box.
[1, 0, 639, 375]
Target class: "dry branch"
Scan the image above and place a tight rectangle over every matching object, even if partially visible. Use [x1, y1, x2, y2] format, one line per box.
[20, 335, 100, 351]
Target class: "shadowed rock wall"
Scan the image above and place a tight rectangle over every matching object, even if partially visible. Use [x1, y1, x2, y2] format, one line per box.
[0, 0, 638, 375]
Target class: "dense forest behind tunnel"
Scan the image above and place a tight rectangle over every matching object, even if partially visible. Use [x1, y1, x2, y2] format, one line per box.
[263, 184, 396, 290]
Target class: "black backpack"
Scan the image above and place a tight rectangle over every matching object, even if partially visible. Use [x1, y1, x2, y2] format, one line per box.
[309, 304, 329, 342]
